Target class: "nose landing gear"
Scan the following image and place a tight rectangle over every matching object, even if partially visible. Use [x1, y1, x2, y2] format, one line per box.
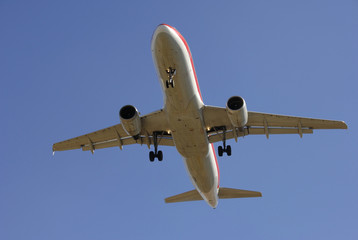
[165, 67, 176, 88]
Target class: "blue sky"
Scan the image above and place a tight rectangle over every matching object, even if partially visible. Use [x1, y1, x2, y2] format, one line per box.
[1, 0, 357, 239]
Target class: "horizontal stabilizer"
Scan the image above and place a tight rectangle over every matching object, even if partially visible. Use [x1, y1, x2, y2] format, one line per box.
[165, 189, 203, 203]
[218, 187, 262, 198]
[165, 188, 262, 203]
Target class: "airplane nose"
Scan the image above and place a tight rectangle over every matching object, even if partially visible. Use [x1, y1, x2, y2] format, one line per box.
[154, 24, 174, 35]
[158, 23, 173, 29]
[153, 24, 170, 39]
[151, 24, 180, 52]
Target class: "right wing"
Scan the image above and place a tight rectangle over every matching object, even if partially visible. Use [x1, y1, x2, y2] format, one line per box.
[247, 111, 348, 129]
[202, 105, 347, 143]
[53, 109, 173, 153]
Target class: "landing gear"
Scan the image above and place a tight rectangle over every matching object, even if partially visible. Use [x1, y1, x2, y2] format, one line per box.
[149, 131, 164, 162]
[158, 151, 163, 161]
[165, 67, 176, 88]
[218, 146, 223, 157]
[226, 145, 232, 156]
[217, 127, 231, 157]
[149, 150, 163, 162]
[149, 151, 155, 162]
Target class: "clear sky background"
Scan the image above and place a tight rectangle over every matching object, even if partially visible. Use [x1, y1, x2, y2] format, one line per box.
[1, 0, 357, 239]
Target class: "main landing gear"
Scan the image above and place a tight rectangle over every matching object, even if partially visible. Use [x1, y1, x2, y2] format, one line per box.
[149, 132, 163, 162]
[217, 127, 231, 157]
[165, 67, 176, 88]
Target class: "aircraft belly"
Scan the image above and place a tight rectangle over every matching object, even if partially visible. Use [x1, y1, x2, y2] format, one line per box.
[184, 153, 215, 192]
[183, 148, 219, 207]
[151, 24, 219, 207]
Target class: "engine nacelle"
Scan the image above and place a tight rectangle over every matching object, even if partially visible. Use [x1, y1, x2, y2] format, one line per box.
[119, 105, 141, 139]
[226, 96, 248, 127]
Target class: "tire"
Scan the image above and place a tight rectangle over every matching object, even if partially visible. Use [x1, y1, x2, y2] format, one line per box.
[218, 146, 223, 157]
[149, 151, 155, 162]
[166, 81, 169, 88]
[227, 145, 232, 156]
[158, 151, 163, 161]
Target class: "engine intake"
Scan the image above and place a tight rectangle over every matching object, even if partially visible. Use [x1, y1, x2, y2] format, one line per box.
[119, 105, 141, 139]
[226, 96, 248, 127]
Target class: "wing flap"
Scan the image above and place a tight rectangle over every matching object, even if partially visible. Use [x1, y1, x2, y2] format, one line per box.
[208, 128, 313, 143]
[81, 135, 175, 151]
[81, 137, 135, 151]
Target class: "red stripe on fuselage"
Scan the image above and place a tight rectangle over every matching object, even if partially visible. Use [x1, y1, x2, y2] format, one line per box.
[160, 24, 220, 188]
[211, 143, 220, 188]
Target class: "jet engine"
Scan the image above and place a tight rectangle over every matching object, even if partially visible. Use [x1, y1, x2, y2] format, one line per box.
[226, 96, 248, 127]
[119, 105, 141, 139]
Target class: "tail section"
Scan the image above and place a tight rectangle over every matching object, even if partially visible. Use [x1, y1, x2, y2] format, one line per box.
[165, 187, 262, 203]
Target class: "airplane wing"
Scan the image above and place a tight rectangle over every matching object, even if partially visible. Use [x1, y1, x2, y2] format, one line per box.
[202, 105, 347, 143]
[53, 109, 173, 153]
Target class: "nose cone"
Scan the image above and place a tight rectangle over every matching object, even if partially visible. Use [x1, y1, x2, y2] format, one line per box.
[152, 24, 177, 43]
[155, 23, 177, 34]
[151, 24, 186, 49]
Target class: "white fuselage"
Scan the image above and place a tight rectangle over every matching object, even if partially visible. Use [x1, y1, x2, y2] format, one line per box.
[151, 24, 219, 208]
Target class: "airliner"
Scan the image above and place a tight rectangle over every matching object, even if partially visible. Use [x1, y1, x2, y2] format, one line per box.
[53, 24, 347, 208]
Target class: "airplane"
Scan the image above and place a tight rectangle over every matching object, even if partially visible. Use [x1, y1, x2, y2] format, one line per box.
[53, 24, 347, 208]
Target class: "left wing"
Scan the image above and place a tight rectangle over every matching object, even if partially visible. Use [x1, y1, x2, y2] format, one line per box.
[53, 109, 173, 153]
[202, 105, 347, 143]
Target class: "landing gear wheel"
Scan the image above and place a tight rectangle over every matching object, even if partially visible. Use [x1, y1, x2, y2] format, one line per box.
[226, 145, 232, 156]
[158, 151, 163, 161]
[149, 151, 155, 162]
[165, 80, 174, 88]
[218, 146, 223, 157]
